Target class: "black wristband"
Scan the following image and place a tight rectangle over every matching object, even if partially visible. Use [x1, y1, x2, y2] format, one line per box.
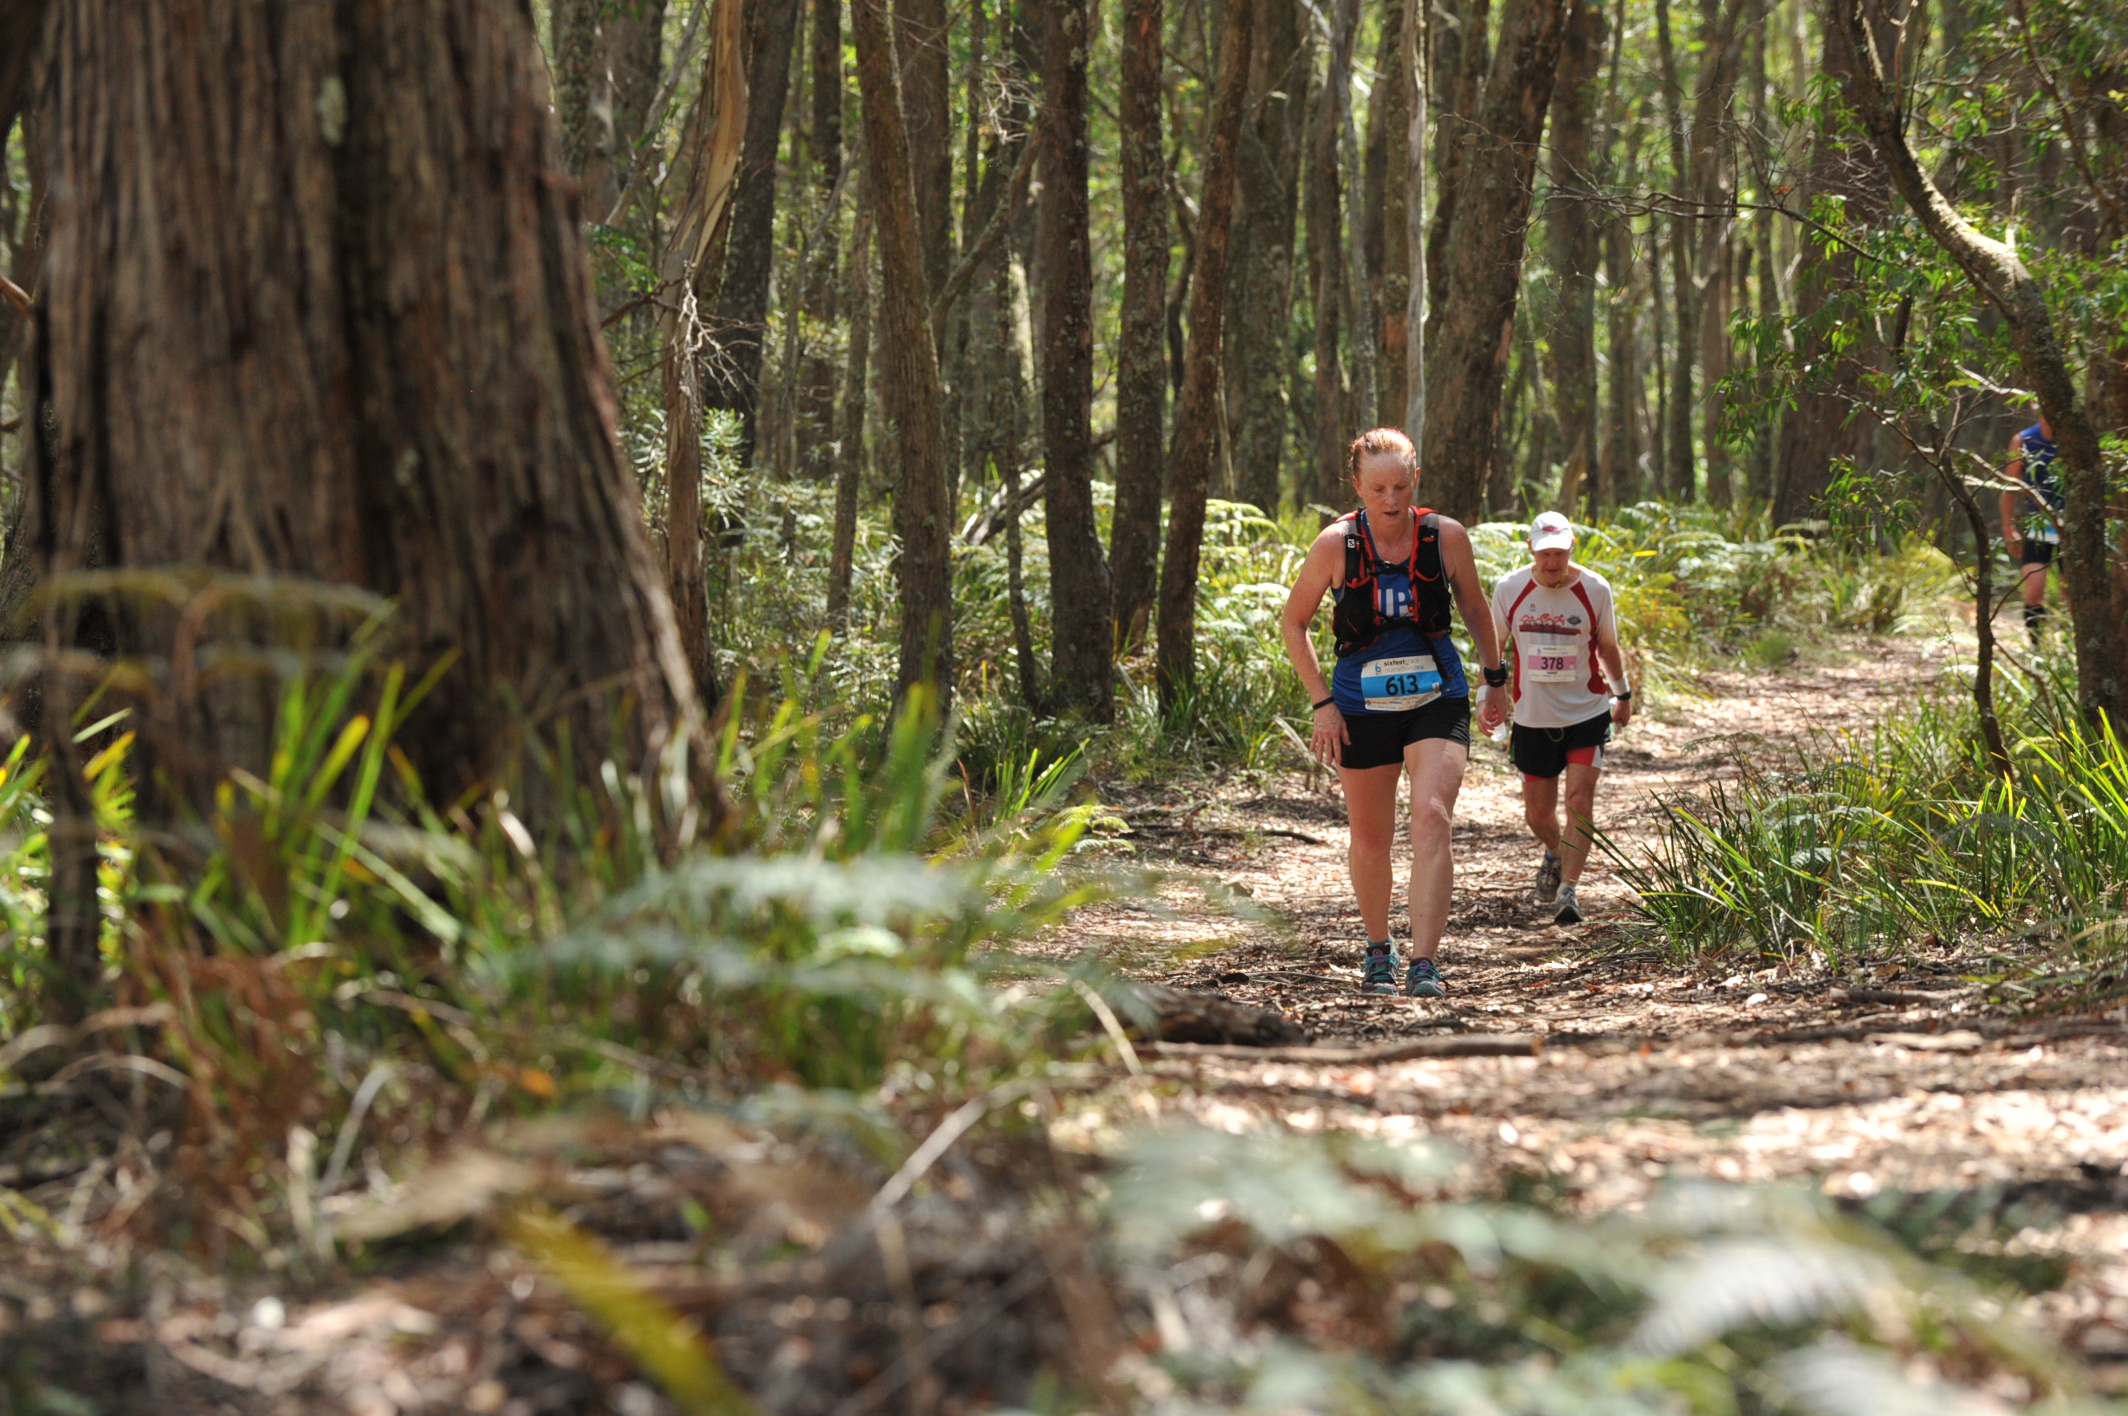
[1312, 695, 1336, 711]
[1615, 688, 1633, 700]
[1482, 665, 1509, 688]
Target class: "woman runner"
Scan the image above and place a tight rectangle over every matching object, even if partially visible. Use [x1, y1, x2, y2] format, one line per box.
[1280, 429, 1508, 997]
[1482, 512, 1633, 926]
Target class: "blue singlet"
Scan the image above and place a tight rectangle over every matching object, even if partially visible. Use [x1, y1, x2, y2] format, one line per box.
[2019, 424, 2064, 542]
[1328, 511, 1468, 717]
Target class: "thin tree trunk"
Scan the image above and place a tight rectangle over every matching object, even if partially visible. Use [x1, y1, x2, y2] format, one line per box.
[1035, 0, 1112, 717]
[1547, 0, 1604, 512]
[1372, 0, 1411, 427]
[1340, 47, 1379, 432]
[1227, 0, 1305, 513]
[33, 0, 714, 1010]
[799, 0, 846, 481]
[1156, 0, 1254, 709]
[1831, 0, 2125, 725]
[1309, 0, 1359, 509]
[1002, 250, 1043, 709]
[828, 202, 873, 631]
[854, 0, 954, 701]
[659, 0, 749, 712]
[703, 0, 802, 467]
[1652, 0, 1695, 500]
[1596, 213, 1640, 507]
[1113, 0, 1169, 652]
[1404, 0, 1428, 442]
[1419, 0, 1571, 520]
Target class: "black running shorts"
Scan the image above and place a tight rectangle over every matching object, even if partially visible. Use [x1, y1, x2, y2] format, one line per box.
[1510, 709, 1614, 779]
[2020, 537, 2057, 567]
[1337, 695, 1472, 770]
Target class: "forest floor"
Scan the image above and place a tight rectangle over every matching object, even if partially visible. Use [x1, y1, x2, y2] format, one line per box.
[1047, 627, 2128, 1383]
[14, 628, 2128, 1415]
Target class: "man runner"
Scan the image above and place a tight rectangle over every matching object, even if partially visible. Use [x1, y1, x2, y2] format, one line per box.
[1481, 512, 1632, 926]
[2000, 415, 2066, 642]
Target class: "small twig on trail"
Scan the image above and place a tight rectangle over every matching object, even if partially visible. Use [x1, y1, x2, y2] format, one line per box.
[1837, 986, 1976, 1007]
[1071, 980, 1144, 1076]
[1142, 1035, 1539, 1064]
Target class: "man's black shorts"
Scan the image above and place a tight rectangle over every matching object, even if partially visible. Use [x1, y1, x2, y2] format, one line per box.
[2020, 537, 2057, 567]
[1510, 709, 1614, 779]
[1337, 695, 1472, 770]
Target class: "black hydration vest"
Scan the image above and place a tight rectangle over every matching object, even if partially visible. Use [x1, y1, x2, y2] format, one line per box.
[1331, 508, 1453, 658]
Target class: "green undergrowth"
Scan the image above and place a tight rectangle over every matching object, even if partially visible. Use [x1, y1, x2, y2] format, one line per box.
[1617, 650, 2128, 966]
[0, 620, 1115, 1238]
[703, 473, 1961, 786]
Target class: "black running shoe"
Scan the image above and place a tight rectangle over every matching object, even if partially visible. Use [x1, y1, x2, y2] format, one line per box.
[1405, 956, 1445, 998]
[1361, 941, 1400, 994]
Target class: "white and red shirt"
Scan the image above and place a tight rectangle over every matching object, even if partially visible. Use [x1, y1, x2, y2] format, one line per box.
[1491, 565, 1619, 729]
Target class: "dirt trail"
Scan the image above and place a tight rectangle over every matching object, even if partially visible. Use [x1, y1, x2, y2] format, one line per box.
[1054, 635, 2128, 1372]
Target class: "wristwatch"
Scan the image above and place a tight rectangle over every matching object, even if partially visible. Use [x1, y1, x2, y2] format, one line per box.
[1615, 688, 1633, 700]
[1482, 664, 1509, 688]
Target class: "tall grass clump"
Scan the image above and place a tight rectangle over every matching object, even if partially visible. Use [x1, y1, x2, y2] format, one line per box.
[1620, 661, 2128, 963]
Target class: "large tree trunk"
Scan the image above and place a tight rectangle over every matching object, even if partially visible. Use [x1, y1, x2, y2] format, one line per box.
[1546, 0, 1604, 512]
[1226, 0, 1305, 514]
[854, 0, 954, 701]
[1308, 0, 1359, 510]
[1156, 0, 1254, 709]
[702, 0, 802, 467]
[1037, 0, 1113, 717]
[1420, 0, 1570, 520]
[1111, 0, 1168, 652]
[1830, 0, 2126, 726]
[1771, 10, 1884, 527]
[32, 0, 713, 1009]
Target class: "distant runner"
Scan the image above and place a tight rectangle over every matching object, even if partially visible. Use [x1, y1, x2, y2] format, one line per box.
[2000, 415, 2065, 641]
[1482, 512, 1632, 927]
[1281, 428, 1509, 997]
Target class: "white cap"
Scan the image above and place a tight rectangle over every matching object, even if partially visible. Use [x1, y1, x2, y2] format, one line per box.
[1529, 511, 1575, 552]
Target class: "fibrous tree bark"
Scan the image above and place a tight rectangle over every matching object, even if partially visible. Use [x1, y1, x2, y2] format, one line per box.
[1546, 0, 1605, 511]
[1830, 0, 2126, 726]
[895, 0, 953, 298]
[551, 0, 666, 221]
[1420, 0, 1571, 520]
[1111, 0, 1167, 652]
[659, 0, 749, 712]
[854, 0, 955, 701]
[1156, 0, 1254, 709]
[702, 0, 802, 467]
[1227, 0, 1306, 514]
[1037, 0, 1113, 717]
[33, 0, 714, 1010]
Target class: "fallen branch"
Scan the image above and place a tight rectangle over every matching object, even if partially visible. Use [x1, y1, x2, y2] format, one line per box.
[1141, 1035, 1540, 1064]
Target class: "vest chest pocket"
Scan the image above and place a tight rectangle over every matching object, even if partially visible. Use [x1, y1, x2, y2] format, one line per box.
[1523, 634, 1582, 684]
[1359, 654, 1442, 711]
